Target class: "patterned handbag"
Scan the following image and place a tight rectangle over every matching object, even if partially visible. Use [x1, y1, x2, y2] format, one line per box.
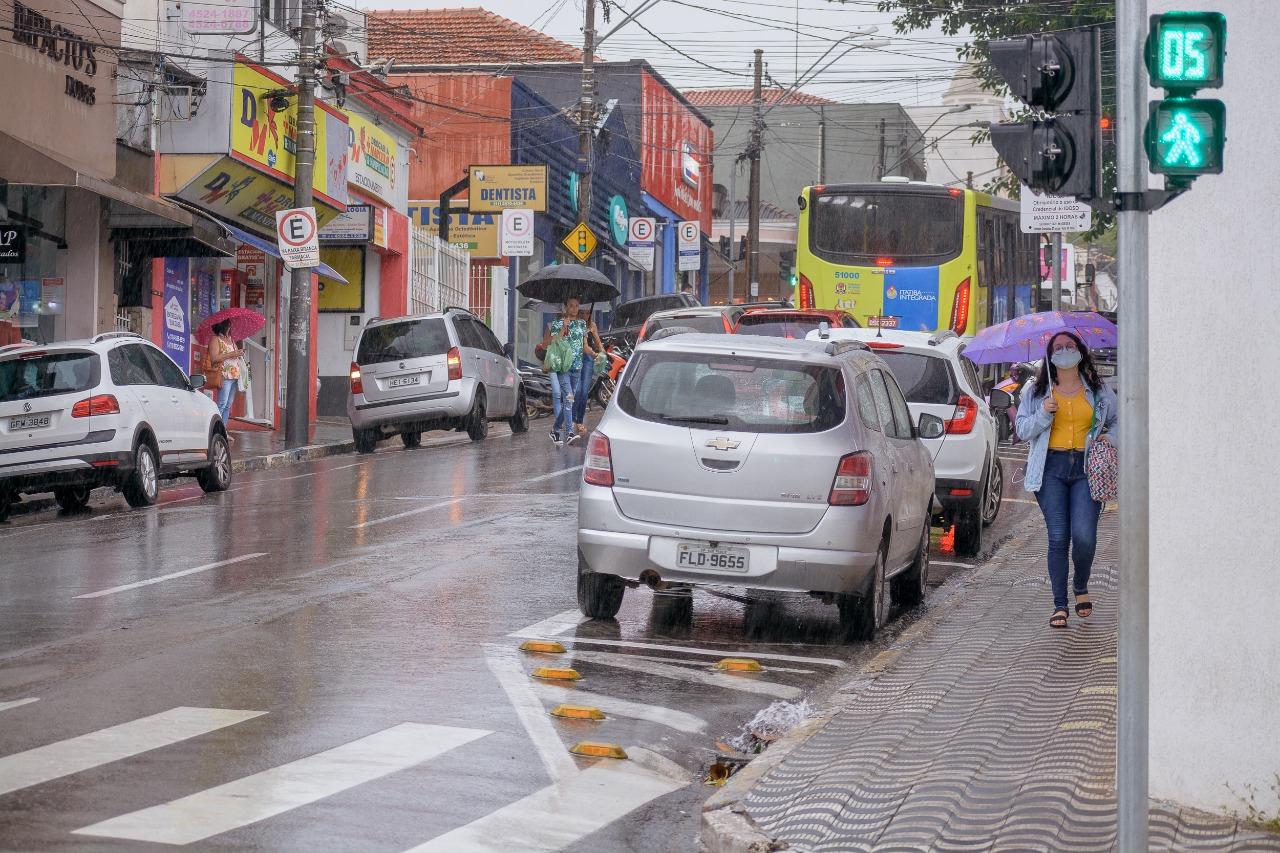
[1086, 435, 1118, 502]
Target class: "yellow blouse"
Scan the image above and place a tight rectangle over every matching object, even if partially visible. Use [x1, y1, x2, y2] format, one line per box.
[1048, 387, 1092, 451]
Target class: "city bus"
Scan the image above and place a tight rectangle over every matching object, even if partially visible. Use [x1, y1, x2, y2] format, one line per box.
[794, 179, 1040, 337]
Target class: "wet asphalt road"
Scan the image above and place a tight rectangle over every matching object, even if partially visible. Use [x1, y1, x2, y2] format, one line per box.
[0, 419, 1036, 852]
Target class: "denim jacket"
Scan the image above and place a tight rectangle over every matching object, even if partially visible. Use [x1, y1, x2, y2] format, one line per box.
[1016, 380, 1119, 493]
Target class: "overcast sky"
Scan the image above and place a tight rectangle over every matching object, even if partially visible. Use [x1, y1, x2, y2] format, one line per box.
[355, 0, 971, 106]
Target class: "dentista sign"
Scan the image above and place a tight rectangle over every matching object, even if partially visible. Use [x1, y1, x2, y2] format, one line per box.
[10, 0, 100, 105]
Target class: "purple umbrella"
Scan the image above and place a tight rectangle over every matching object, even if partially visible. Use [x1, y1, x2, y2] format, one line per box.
[963, 311, 1117, 365]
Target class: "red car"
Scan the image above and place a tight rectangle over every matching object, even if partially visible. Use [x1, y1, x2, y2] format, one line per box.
[734, 308, 861, 339]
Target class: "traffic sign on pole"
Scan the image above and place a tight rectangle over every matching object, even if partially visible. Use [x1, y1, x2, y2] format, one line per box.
[500, 209, 535, 257]
[677, 220, 700, 272]
[276, 207, 320, 269]
[562, 222, 598, 263]
[1020, 189, 1093, 233]
[627, 217, 655, 272]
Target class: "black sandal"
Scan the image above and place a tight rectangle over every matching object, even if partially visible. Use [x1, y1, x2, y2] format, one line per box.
[1050, 609, 1069, 629]
[1075, 594, 1093, 618]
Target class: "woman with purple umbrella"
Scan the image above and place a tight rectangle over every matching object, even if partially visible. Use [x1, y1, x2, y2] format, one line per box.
[1016, 330, 1117, 630]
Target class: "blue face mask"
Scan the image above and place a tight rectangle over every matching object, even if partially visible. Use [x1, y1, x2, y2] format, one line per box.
[1051, 349, 1082, 369]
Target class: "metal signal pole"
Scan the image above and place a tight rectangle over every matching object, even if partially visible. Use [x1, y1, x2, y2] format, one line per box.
[285, 0, 319, 448]
[576, 0, 597, 224]
[748, 48, 763, 291]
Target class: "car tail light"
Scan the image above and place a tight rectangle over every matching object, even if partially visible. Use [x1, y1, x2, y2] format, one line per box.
[949, 487, 973, 496]
[71, 394, 120, 418]
[722, 314, 733, 333]
[949, 276, 971, 336]
[798, 273, 814, 310]
[583, 433, 614, 487]
[638, 319, 651, 342]
[946, 394, 979, 434]
[349, 362, 363, 395]
[830, 451, 872, 506]
[447, 347, 463, 381]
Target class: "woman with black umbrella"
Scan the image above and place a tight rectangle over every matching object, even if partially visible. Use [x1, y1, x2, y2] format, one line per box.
[540, 296, 587, 446]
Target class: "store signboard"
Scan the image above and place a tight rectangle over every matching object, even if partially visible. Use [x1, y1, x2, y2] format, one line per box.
[0, 224, 24, 264]
[162, 258, 191, 372]
[183, 0, 255, 34]
[320, 204, 374, 242]
[407, 202, 500, 258]
[175, 157, 343, 236]
[467, 165, 548, 213]
[345, 112, 398, 205]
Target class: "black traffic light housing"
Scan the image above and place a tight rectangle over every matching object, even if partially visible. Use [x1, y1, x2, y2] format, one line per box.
[987, 29, 1102, 199]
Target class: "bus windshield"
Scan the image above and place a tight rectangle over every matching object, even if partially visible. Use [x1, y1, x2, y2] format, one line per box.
[810, 190, 962, 266]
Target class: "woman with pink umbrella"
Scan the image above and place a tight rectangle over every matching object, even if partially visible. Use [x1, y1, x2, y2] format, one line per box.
[197, 308, 265, 425]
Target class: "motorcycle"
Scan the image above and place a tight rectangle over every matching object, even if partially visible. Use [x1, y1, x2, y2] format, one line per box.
[591, 342, 630, 408]
[518, 361, 554, 420]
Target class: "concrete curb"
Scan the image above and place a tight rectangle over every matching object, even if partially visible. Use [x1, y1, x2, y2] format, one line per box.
[699, 514, 1047, 852]
[230, 440, 355, 474]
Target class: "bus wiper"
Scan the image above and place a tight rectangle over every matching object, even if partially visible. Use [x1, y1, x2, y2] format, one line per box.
[658, 413, 729, 425]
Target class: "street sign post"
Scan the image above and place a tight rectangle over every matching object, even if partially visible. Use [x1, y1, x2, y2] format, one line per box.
[500, 209, 534, 257]
[627, 217, 655, 272]
[677, 220, 700, 272]
[562, 222, 598, 263]
[1020, 190, 1093, 233]
[275, 207, 320, 269]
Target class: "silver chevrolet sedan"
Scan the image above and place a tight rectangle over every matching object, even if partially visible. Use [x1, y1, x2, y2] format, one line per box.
[576, 332, 942, 640]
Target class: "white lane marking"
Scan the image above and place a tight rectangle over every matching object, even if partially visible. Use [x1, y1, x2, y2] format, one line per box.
[530, 683, 707, 734]
[568, 649, 802, 699]
[74, 723, 490, 845]
[74, 553, 268, 599]
[509, 629, 845, 668]
[350, 497, 464, 530]
[483, 646, 578, 783]
[609, 652, 814, 674]
[1002, 497, 1040, 505]
[402, 754, 686, 853]
[511, 609, 589, 640]
[0, 698, 39, 713]
[932, 560, 977, 569]
[523, 465, 583, 484]
[0, 707, 264, 797]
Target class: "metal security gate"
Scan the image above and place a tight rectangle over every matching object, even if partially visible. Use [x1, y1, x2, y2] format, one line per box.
[410, 226, 470, 315]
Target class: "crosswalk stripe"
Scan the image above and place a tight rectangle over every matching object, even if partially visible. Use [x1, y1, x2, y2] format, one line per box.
[73, 722, 491, 845]
[529, 683, 707, 734]
[0, 707, 264, 797]
[536, 635, 846, 668]
[402, 753, 686, 852]
[510, 609, 588, 640]
[484, 646, 579, 783]
[0, 698, 39, 713]
[568, 649, 802, 699]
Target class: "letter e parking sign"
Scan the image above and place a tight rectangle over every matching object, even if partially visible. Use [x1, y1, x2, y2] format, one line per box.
[276, 207, 320, 269]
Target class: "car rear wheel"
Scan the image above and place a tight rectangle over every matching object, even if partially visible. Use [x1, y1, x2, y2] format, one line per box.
[576, 550, 624, 619]
[509, 385, 530, 433]
[0, 488, 12, 522]
[122, 442, 159, 508]
[891, 518, 931, 608]
[466, 390, 488, 441]
[197, 433, 232, 493]
[838, 538, 889, 642]
[982, 458, 1003, 527]
[401, 431, 422, 449]
[353, 428, 378, 454]
[954, 503, 983, 557]
[54, 485, 93, 512]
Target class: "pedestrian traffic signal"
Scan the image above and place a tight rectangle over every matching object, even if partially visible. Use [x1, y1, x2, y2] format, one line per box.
[1144, 12, 1226, 181]
[987, 29, 1102, 199]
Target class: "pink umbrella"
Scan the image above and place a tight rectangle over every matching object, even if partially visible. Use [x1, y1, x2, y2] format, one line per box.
[196, 307, 266, 346]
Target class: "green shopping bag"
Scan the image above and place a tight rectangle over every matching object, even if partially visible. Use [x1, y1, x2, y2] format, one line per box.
[543, 334, 574, 374]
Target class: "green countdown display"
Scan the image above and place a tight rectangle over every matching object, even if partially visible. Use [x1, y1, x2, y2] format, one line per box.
[1145, 99, 1225, 176]
[1146, 12, 1226, 89]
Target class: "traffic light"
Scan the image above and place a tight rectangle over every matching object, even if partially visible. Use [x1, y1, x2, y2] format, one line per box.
[739, 236, 749, 262]
[718, 235, 731, 260]
[987, 29, 1102, 198]
[779, 249, 796, 289]
[1144, 12, 1226, 180]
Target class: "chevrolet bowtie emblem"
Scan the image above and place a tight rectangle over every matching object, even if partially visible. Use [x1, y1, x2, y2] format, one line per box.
[705, 437, 740, 451]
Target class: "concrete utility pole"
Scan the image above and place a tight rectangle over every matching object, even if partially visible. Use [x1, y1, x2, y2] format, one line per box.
[1116, 0, 1150, 849]
[576, 0, 597, 224]
[748, 48, 763, 291]
[817, 105, 827, 184]
[876, 117, 887, 179]
[285, 0, 319, 448]
[1051, 231, 1063, 311]
[727, 163, 737, 303]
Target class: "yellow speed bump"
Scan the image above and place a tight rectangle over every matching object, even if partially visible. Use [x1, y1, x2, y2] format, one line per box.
[569, 742, 628, 759]
[531, 666, 581, 681]
[550, 704, 605, 721]
[714, 658, 764, 673]
[520, 640, 567, 654]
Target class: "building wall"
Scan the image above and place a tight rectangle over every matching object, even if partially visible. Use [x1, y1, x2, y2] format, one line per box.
[398, 74, 513, 200]
[1148, 0, 1280, 817]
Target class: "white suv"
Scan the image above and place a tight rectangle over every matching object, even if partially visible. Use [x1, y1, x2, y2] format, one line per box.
[0, 333, 230, 520]
[807, 327, 1001, 557]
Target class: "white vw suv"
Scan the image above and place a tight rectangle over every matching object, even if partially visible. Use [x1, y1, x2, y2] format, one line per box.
[0, 333, 230, 520]
[808, 327, 1002, 557]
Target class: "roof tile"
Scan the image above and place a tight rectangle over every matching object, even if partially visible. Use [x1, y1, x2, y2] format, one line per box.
[682, 88, 838, 107]
[368, 8, 583, 65]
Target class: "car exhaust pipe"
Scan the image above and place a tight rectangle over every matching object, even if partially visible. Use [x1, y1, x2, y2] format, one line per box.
[639, 569, 672, 591]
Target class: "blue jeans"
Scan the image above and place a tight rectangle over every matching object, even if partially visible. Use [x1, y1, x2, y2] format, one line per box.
[550, 371, 574, 436]
[217, 380, 238, 423]
[573, 358, 594, 425]
[1034, 449, 1102, 611]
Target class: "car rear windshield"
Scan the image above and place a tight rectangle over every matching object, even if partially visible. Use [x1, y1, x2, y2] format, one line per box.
[646, 315, 726, 337]
[810, 190, 962, 266]
[736, 315, 828, 339]
[612, 297, 680, 329]
[0, 352, 99, 403]
[617, 351, 846, 434]
[875, 351, 956, 405]
[357, 319, 450, 364]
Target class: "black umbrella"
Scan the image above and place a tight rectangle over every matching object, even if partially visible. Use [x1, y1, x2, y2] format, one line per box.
[517, 263, 619, 304]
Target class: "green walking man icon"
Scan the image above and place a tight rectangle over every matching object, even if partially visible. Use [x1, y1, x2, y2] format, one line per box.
[1161, 111, 1204, 168]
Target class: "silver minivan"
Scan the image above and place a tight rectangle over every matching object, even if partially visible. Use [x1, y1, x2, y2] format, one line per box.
[347, 308, 527, 452]
[576, 333, 941, 640]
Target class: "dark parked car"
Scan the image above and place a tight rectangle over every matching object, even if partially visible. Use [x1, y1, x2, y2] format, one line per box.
[603, 294, 699, 348]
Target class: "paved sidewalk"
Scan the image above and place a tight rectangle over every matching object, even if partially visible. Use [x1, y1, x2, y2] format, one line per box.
[703, 513, 1280, 852]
